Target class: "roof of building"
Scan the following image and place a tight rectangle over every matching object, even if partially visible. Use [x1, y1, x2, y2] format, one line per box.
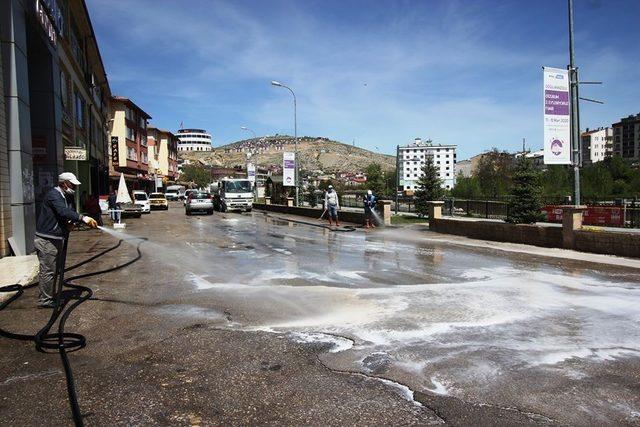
[111, 96, 152, 119]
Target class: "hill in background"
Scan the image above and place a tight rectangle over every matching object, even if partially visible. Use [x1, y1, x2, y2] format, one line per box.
[179, 136, 395, 174]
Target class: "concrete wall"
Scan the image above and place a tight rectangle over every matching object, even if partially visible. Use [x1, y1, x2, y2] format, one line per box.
[430, 218, 563, 248]
[254, 203, 367, 225]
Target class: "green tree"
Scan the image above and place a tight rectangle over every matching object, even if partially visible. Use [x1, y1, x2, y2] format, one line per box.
[414, 157, 444, 217]
[506, 157, 544, 224]
[475, 149, 514, 198]
[365, 163, 386, 196]
[181, 164, 211, 189]
[581, 163, 613, 201]
[451, 173, 481, 199]
[540, 165, 572, 200]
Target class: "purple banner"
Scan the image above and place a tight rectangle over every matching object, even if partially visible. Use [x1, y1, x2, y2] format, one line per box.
[544, 90, 569, 115]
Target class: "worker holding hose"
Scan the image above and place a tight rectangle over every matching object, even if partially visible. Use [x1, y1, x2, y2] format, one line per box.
[324, 185, 340, 227]
[34, 172, 98, 308]
[364, 189, 377, 229]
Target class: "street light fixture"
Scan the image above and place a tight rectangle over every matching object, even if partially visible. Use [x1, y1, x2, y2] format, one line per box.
[270, 80, 299, 206]
[240, 126, 256, 139]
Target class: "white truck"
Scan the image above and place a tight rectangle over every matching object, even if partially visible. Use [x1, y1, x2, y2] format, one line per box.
[211, 178, 254, 212]
[165, 185, 185, 201]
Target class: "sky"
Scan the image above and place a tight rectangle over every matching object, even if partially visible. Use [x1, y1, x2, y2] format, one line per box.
[87, 0, 640, 159]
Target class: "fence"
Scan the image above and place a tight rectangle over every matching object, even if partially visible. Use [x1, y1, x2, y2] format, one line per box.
[443, 198, 640, 228]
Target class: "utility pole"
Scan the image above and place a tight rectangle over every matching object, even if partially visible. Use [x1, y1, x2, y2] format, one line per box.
[395, 145, 400, 215]
[568, 0, 581, 206]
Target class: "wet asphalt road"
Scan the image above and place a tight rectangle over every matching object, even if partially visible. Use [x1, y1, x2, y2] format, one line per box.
[1, 203, 640, 426]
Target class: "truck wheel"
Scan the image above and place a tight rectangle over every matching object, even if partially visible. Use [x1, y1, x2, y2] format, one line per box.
[246, 208, 252, 213]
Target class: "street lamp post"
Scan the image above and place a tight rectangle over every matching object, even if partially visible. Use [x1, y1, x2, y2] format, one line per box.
[271, 80, 298, 206]
[240, 126, 258, 201]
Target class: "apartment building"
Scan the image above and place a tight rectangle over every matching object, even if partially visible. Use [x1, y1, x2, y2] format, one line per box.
[147, 126, 179, 184]
[612, 114, 640, 161]
[399, 138, 457, 191]
[108, 97, 152, 192]
[1, 0, 111, 255]
[581, 127, 613, 164]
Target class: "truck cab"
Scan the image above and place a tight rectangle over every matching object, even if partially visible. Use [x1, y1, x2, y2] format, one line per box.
[213, 179, 254, 212]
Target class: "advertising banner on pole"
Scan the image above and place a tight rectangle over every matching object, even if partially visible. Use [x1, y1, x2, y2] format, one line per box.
[247, 163, 256, 183]
[543, 67, 571, 165]
[283, 152, 295, 187]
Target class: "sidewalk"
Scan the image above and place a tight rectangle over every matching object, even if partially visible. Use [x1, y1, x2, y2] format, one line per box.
[0, 255, 39, 302]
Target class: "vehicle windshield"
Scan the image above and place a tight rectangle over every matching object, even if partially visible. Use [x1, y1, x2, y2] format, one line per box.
[191, 192, 210, 199]
[226, 181, 252, 192]
[149, 193, 165, 199]
[134, 193, 148, 200]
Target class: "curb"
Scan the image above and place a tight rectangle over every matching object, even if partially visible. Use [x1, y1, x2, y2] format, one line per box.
[0, 255, 39, 302]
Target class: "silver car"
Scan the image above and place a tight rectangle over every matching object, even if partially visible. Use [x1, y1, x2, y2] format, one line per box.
[185, 191, 213, 215]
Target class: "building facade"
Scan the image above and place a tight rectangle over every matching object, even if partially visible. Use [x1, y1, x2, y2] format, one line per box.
[581, 127, 613, 164]
[1, 0, 111, 255]
[612, 114, 640, 161]
[176, 128, 212, 152]
[147, 126, 179, 185]
[108, 97, 152, 192]
[399, 138, 457, 191]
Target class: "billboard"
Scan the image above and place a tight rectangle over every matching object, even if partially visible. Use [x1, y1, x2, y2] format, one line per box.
[247, 163, 256, 183]
[283, 152, 295, 187]
[543, 67, 571, 165]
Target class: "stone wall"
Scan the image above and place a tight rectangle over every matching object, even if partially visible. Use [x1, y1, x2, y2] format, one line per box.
[430, 218, 563, 248]
[574, 230, 640, 258]
[253, 203, 366, 225]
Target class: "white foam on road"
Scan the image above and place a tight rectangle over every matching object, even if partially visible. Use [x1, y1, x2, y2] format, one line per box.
[288, 332, 354, 353]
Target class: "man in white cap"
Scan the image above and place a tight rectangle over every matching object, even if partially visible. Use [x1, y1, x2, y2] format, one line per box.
[363, 189, 377, 229]
[324, 185, 340, 227]
[33, 172, 97, 308]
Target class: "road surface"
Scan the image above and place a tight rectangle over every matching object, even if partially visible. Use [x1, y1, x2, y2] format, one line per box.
[2, 204, 640, 425]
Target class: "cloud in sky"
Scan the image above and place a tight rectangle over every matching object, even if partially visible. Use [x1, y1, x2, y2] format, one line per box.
[88, 0, 640, 159]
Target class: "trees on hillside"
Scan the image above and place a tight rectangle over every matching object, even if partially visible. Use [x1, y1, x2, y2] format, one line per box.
[415, 157, 444, 217]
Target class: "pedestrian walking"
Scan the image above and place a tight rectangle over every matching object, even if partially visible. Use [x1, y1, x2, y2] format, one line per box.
[34, 172, 98, 308]
[364, 189, 377, 229]
[324, 185, 340, 227]
[107, 189, 120, 223]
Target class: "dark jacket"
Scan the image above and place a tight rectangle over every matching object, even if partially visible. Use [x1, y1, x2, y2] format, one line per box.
[364, 194, 376, 212]
[36, 187, 82, 240]
[108, 193, 117, 209]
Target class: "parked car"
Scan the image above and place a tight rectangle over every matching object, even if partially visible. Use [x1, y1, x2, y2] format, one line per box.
[185, 191, 213, 215]
[149, 192, 169, 210]
[120, 203, 143, 218]
[133, 191, 151, 214]
[183, 189, 198, 206]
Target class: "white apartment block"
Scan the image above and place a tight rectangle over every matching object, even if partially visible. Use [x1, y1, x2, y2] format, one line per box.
[581, 127, 612, 164]
[399, 138, 457, 191]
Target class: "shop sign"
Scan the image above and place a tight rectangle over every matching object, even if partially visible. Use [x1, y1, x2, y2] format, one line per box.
[64, 147, 87, 161]
[111, 137, 120, 167]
